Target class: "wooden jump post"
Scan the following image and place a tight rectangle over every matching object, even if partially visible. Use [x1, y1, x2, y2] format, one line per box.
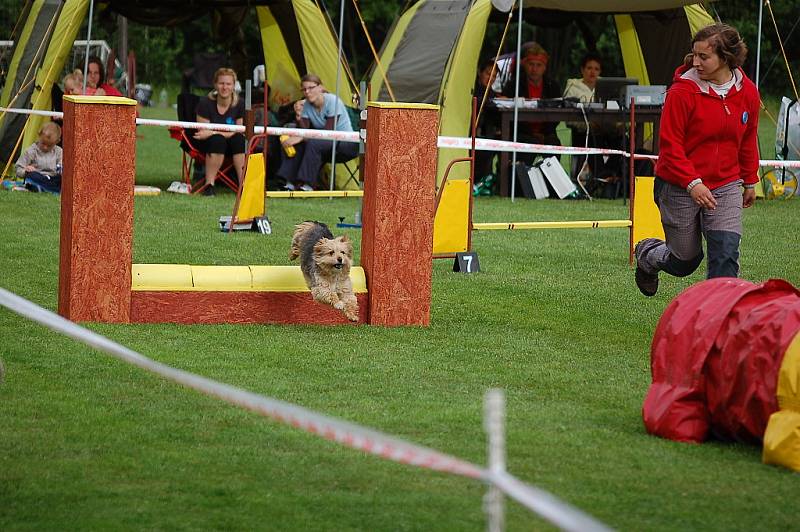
[58, 95, 137, 323]
[57, 97, 438, 327]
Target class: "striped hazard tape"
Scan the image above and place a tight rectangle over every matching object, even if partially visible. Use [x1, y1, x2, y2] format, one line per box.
[0, 287, 610, 532]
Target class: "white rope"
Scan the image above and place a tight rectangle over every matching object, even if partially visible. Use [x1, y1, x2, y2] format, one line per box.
[4, 105, 799, 167]
[0, 287, 611, 532]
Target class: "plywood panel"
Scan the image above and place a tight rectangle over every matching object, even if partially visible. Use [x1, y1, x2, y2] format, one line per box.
[361, 104, 438, 326]
[130, 291, 369, 325]
[58, 99, 137, 322]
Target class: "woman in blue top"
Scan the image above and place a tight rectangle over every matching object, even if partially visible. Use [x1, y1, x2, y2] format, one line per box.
[278, 74, 357, 191]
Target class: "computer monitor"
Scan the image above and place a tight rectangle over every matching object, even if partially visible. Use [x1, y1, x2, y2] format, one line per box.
[594, 77, 639, 104]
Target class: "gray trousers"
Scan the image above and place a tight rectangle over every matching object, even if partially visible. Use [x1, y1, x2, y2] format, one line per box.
[637, 179, 744, 279]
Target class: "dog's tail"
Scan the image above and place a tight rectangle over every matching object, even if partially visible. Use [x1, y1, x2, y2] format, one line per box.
[289, 221, 319, 261]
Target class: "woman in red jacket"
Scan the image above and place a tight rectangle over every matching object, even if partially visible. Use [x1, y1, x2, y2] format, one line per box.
[635, 24, 760, 296]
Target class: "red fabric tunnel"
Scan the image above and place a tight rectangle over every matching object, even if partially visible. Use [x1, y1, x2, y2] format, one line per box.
[643, 278, 800, 443]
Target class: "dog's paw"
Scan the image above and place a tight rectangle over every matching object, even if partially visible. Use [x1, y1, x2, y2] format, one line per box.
[345, 311, 359, 322]
[333, 301, 345, 310]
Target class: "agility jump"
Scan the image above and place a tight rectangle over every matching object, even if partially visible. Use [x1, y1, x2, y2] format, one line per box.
[57, 95, 437, 327]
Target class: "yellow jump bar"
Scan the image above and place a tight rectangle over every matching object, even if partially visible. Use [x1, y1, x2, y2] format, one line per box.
[473, 220, 632, 230]
[266, 190, 364, 198]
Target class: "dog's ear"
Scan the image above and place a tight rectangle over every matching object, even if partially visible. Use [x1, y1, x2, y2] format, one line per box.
[313, 238, 333, 258]
[341, 237, 354, 258]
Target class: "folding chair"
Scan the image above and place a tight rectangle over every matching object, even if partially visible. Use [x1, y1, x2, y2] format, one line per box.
[322, 152, 361, 190]
[168, 92, 239, 194]
[322, 105, 362, 190]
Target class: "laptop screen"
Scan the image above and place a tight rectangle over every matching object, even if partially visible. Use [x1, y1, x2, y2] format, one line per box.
[594, 77, 639, 103]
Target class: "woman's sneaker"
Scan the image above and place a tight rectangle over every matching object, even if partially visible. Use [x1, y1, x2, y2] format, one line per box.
[634, 239, 659, 296]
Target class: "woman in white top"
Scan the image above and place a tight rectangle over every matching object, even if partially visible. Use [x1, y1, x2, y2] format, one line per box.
[563, 53, 602, 103]
[563, 53, 623, 196]
[277, 74, 357, 191]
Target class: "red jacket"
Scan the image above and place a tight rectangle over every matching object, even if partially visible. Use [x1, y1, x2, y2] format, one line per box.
[655, 65, 760, 190]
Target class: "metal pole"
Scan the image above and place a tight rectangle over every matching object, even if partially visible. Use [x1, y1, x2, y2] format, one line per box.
[484, 389, 506, 532]
[755, 0, 764, 88]
[510, 1, 523, 202]
[119, 15, 128, 95]
[82, 0, 95, 94]
[329, 0, 347, 193]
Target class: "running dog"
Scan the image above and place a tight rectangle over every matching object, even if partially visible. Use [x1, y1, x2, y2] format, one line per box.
[289, 221, 359, 322]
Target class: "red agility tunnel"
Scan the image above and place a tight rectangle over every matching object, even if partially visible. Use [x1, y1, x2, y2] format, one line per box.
[643, 278, 800, 463]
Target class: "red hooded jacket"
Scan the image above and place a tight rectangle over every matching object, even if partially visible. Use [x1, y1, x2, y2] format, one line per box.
[655, 65, 760, 190]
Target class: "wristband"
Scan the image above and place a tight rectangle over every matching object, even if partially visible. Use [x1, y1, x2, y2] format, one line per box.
[743, 184, 756, 189]
[686, 178, 703, 192]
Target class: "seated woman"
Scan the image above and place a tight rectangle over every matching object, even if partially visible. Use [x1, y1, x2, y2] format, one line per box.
[277, 74, 357, 191]
[563, 52, 623, 197]
[85, 57, 123, 97]
[193, 67, 246, 195]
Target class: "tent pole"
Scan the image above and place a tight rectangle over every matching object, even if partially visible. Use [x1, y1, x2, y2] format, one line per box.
[82, 0, 95, 94]
[119, 15, 128, 96]
[329, 0, 347, 194]
[510, 0, 523, 202]
[755, 0, 763, 88]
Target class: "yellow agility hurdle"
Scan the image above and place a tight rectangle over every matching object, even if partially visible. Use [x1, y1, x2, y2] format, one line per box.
[474, 220, 633, 231]
[265, 190, 364, 198]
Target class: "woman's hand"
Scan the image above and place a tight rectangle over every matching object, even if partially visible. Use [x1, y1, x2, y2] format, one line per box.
[193, 129, 211, 140]
[282, 135, 303, 147]
[24, 165, 36, 173]
[689, 183, 717, 210]
[743, 187, 756, 208]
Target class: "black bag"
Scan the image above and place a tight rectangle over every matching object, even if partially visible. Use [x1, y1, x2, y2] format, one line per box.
[514, 162, 537, 199]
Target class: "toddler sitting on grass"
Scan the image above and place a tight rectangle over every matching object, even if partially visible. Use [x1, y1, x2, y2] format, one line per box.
[15, 122, 63, 193]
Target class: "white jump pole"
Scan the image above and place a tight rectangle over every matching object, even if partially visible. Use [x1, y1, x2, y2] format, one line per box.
[510, 1, 524, 202]
[82, 0, 95, 94]
[329, 0, 347, 192]
[755, 0, 764, 88]
[484, 389, 506, 532]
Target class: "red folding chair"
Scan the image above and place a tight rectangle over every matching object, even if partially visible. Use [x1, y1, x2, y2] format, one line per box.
[168, 92, 239, 194]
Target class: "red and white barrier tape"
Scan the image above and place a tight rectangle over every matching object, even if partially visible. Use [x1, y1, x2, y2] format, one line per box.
[0, 287, 610, 532]
[3, 105, 799, 168]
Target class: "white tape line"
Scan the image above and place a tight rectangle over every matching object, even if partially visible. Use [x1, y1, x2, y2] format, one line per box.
[0, 107, 62, 119]
[7, 105, 795, 169]
[0, 107, 360, 143]
[438, 135, 627, 157]
[490, 471, 612, 532]
[0, 287, 610, 532]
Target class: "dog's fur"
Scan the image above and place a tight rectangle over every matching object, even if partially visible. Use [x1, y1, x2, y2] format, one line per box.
[289, 221, 359, 321]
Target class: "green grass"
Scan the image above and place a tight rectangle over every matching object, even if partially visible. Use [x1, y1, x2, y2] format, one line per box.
[1, 106, 799, 531]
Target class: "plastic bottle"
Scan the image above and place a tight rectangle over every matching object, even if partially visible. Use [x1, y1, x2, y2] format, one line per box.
[280, 135, 296, 157]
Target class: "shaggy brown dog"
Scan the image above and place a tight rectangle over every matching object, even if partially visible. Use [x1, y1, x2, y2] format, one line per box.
[289, 221, 359, 321]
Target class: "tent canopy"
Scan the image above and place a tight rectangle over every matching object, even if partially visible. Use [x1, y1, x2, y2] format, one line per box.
[369, 0, 714, 184]
[517, 0, 714, 11]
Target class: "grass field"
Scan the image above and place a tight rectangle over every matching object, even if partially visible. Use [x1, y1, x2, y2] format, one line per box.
[1, 105, 799, 531]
